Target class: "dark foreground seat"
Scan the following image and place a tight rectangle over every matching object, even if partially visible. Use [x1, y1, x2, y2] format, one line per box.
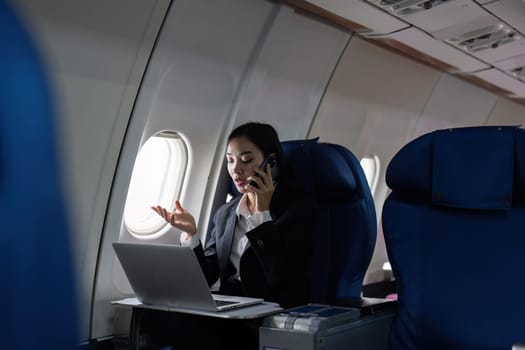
[0, 2, 78, 348]
[383, 125, 525, 350]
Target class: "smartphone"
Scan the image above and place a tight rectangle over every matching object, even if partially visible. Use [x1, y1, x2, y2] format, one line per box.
[250, 153, 279, 188]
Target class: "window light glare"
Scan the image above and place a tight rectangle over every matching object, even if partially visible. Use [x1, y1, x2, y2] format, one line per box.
[123, 133, 188, 237]
[360, 155, 381, 195]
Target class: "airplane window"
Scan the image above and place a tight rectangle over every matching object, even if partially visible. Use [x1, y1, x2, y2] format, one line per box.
[360, 155, 380, 195]
[123, 131, 188, 238]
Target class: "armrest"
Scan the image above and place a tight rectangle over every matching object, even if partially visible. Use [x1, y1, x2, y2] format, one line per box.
[259, 300, 396, 350]
[334, 296, 398, 316]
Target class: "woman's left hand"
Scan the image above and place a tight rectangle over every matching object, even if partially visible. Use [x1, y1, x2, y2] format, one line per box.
[246, 163, 275, 212]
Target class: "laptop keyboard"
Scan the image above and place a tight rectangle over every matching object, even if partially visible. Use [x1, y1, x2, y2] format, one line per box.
[214, 299, 239, 307]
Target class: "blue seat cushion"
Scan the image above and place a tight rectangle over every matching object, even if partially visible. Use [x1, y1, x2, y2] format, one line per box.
[383, 125, 525, 350]
[283, 138, 376, 302]
[383, 198, 525, 350]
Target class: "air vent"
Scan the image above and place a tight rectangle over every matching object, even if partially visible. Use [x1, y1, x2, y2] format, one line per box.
[377, 0, 450, 16]
[447, 23, 521, 52]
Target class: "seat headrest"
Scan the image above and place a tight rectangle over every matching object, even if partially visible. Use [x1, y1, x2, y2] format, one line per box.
[386, 126, 525, 210]
[282, 139, 358, 203]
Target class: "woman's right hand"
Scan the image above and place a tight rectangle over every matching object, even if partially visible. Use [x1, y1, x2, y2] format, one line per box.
[151, 200, 197, 236]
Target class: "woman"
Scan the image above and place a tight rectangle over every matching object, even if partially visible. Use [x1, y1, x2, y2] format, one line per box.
[152, 122, 315, 309]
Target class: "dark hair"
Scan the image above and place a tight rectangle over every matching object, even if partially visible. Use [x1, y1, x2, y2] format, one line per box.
[228, 122, 284, 160]
[227, 122, 292, 185]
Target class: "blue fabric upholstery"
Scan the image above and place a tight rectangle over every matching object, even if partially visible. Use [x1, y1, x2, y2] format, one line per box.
[282, 139, 376, 303]
[0, 2, 78, 348]
[383, 125, 525, 350]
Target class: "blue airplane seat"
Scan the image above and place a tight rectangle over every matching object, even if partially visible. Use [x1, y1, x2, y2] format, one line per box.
[383, 125, 525, 350]
[0, 2, 78, 348]
[282, 138, 377, 303]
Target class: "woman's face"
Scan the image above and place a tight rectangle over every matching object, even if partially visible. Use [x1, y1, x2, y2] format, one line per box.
[226, 136, 265, 193]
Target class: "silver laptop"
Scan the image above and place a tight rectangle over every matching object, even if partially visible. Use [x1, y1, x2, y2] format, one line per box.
[112, 242, 263, 312]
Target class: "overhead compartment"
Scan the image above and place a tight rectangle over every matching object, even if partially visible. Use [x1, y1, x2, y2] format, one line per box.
[468, 68, 525, 97]
[366, 0, 487, 33]
[493, 54, 525, 81]
[483, 0, 525, 35]
[431, 15, 525, 63]
[367, 27, 489, 72]
[473, 37, 525, 63]
[304, 0, 409, 35]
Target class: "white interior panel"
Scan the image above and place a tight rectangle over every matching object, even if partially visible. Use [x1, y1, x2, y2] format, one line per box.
[306, 0, 409, 34]
[309, 36, 442, 283]
[493, 54, 525, 71]
[486, 97, 525, 125]
[234, 6, 350, 140]
[404, 0, 488, 33]
[412, 74, 498, 138]
[432, 14, 500, 40]
[371, 27, 489, 72]
[470, 68, 525, 96]
[484, 0, 525, 34]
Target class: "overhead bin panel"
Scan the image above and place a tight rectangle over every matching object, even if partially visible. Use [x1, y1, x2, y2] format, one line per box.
[483, 0, 525, 35]
[432, 15, 525, 63]
[366, 0, 487, 33]
[473, 37, 525, 63]
[369, 27, 489, 72]
[305, 0, 409, 34]
[493, 54, 525, 81]
[433, 15, 511, 41]
[369, 0, 451, 18]
[469, 68, 525, 96]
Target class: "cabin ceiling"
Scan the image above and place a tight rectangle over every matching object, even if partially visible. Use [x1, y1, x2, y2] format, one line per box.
[284, 0, 525, 102]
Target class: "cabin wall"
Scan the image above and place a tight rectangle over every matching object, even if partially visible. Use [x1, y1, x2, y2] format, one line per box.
[12, 0, 525, 344]
[73, 0, 348, 340]
[310, 35, 525, 283]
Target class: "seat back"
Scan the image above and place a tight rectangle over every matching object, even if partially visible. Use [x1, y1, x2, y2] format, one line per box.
[0, 3, 78, 348]
[383, 125, 525, 350]
[282, 139, 376, 303]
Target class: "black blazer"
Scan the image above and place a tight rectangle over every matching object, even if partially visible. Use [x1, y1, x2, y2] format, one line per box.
[193, 185, 315, 308]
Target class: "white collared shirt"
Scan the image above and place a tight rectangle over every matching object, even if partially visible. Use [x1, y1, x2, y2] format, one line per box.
[180, 194, 272, 280]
